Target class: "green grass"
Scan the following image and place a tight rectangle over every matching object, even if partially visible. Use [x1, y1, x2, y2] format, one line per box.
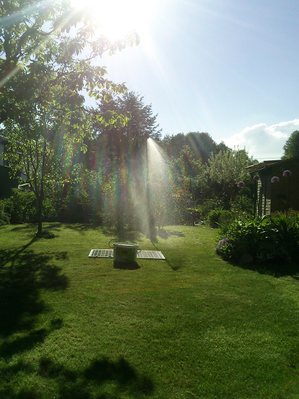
[1, 223, 299, 398]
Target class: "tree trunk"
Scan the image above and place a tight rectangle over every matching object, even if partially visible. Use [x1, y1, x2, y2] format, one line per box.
[37, 194, 43, 236]
[37, 139, 46, 237]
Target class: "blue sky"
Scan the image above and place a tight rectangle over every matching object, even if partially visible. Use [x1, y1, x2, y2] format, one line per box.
[98, 0, 299, 161]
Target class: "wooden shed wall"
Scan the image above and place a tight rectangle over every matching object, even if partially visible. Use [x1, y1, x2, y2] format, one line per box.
[255, 159, 299, 216]
[256, 172, 271, 216]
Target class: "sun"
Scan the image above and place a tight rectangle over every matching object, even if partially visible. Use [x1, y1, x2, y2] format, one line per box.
[71, 0, 156, 41]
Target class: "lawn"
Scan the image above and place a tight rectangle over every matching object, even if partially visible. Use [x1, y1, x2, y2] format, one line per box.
[1, 223, 299, 398]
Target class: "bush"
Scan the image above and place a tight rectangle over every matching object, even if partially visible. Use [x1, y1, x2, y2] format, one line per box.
[216, 214, 299, 264]
[207, 210, 232, 229]
[5, 189, 57, 224]
[4, 189, 37, 223]
[200, 198, 228, 217]
[230, 194, 254, 217]
[0, 200, 10, 225]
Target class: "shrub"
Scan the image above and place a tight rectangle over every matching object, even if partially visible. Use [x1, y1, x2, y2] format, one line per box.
[216, 214, 299, 264]
[200, 197, 229, 218]
[5, 189, 57, 224]
[0, 200, 10, 225]
[230, 194, 254, 217]
[207, 209, 232, 229]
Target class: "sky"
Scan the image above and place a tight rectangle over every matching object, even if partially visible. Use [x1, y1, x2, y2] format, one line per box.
[95, 0, 299, 161]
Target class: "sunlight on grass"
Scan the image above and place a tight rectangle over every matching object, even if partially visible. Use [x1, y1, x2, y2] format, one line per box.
[1, 223, 299, 398]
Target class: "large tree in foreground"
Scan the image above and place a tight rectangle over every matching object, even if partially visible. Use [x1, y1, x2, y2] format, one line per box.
[1, 0, 138, 235]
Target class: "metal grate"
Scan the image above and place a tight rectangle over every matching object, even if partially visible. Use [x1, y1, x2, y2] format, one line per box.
[89, 249, 114, 258]
[88, 249, 165, 260]
[137, 250, 165, 259]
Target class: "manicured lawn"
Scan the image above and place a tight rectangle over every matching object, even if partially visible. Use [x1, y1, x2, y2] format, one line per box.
[1, 223, 299, 398]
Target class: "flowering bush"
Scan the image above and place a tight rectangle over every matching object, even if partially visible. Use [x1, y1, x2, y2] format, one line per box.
[216, 214, 299, 264]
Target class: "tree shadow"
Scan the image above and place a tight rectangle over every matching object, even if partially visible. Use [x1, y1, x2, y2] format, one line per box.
[156, 228, 185, 240]
[102, 227, 145, 244]
[62, 223, 89, 234]
[45, 356, 153, 398]
[8, 223, 63, 233]
[0, 356, 154, 398]
[0, 247, 69, 337]
[0, 318, 63, 359]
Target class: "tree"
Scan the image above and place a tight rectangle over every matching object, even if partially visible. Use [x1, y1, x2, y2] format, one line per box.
[204, 148, 255, 205]
[1, 0, 138, 235]
[162, 132, 218, 163]
[282, 130, 299, 159]
[88, 91, 162, 235]
[90, 91, 161, 161]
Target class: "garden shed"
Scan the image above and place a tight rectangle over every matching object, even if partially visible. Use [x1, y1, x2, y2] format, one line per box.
[246, 158, 299, 216]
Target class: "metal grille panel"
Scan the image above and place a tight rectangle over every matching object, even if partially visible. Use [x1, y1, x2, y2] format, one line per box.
[88, 249, 165, 260]
[89, 249, 114, 258]
[137, 250, 165, 259]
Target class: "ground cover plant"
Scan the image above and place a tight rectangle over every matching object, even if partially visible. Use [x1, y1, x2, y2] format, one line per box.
[1, 223, 299, 398]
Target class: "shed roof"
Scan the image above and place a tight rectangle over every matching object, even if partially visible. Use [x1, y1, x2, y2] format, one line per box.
[245, 158, 298, 173]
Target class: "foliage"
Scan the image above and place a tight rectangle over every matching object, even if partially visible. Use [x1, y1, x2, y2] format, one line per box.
[282, 130, 299, 159]
[1, 0, 138, 234]
[171, 145, 202, 179]
[0, 200, 10, 225]
[90, 91, 161, 161]
[216, 214, 299, 264]
[88, 91, 162, 234]
[4, 189, 56, 224]
[206, 148, 255, 202]
[230, 194, 254, 217]
[162, 132, 219, 163]
[198, 197, 229, 217]
[0, 0, 137, 124]
[207, 209, 232, 229]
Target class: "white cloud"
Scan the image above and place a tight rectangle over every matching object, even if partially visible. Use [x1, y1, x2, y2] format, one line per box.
[222, 119, 299, 161]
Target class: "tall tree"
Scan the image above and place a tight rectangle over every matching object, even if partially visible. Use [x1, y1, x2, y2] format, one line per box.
[282, 130, 299, 159]
[90, 91, 161, 161]
[163, 132, 218, 163]
[1, 0, 138, 235]
[89, 91, 162, 236]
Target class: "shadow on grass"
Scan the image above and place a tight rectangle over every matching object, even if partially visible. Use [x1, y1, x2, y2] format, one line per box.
[114, 261, 140, 270]
[62, 222, 106, 235]
[0, 247, 69, 337]
[0, 318, 63, 359]
[102, 227, 145, 243]
[8, 223, 37, 232]
[157, 228, 185, 240]
[8, 223, 63, 233]
[232, 259, 299, 278]
[0, 356, 154, 399]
